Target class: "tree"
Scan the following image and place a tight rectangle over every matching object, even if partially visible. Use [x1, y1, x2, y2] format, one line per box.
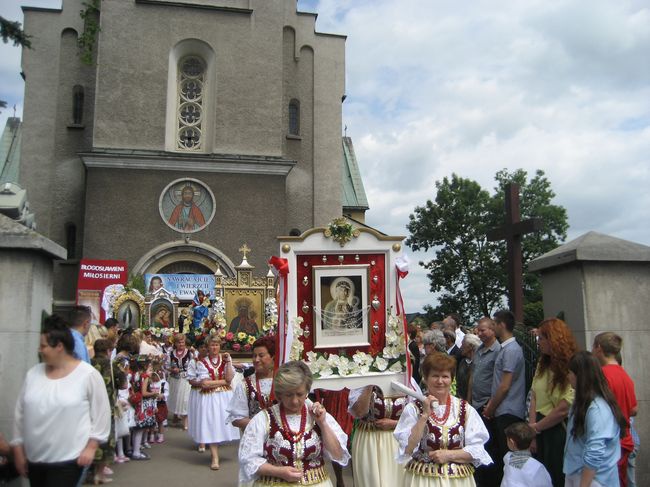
[406, 169, 568, 325]
[0, 17, 32, 48]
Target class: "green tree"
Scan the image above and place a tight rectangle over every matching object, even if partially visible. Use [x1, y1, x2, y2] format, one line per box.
[407, 169, 568, 325]
[0, 16, 31, 113]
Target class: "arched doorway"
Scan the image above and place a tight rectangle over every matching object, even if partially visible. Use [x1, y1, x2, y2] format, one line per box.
[132, 240, 236, 277]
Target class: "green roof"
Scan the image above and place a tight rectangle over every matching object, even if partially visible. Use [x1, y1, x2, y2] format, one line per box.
[342, 136, 369, 210]
[0, 117, 22, 184]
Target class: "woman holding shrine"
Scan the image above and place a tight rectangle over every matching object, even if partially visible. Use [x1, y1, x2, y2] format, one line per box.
[226, 336, 275, 432]
[394, 352, 492, 487]
[238, 361, 350, 487]
[167, 333, 192, 430]
[192, 336, 240, 470]
[349, 385, 409, 487]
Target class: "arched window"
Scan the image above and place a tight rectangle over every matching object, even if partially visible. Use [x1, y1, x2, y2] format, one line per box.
[72, 85, 84, 125]
[177, 56, 206, 151]
[288, 99, 300, 135]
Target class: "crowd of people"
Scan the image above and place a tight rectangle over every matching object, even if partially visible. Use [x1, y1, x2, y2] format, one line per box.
[2, 305, 640, 487]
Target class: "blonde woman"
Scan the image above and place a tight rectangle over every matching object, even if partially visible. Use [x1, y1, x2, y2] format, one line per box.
[238, 361, 350, 486]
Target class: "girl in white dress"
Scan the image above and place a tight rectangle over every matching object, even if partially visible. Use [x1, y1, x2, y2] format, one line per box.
[192, 336, 240, 470]
[238, 361, 350, 487]
[226, 335, 275, 432]
[394, 353, 492, 487]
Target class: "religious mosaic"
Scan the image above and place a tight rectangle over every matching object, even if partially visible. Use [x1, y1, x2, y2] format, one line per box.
[159, 178, 215, 233]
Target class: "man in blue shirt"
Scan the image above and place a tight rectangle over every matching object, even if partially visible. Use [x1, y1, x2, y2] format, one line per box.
[69, 305, 92, 363]
[483, 309, 525, 485]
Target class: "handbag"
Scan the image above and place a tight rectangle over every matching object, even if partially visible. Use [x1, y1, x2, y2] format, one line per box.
[114, 411, 130, 438]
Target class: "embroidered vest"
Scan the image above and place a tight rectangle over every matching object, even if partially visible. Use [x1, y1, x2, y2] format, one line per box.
[358, 387, 407, 430]
[199, 356, 231, 393]
[406, 398, 475, 479]
[243, 375, 273, 417]
[260, 405, 328, 485]
[169, 350, 192, 377]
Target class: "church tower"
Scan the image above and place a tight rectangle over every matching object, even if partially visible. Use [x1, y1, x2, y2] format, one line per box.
[19, 0, 350, 310]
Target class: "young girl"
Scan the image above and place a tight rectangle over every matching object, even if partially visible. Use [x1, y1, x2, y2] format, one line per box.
[130, 358, 158, 460]
[114, 371, 132, 463]
[149, 368, 169, 443]
[564, 351, 627, 487]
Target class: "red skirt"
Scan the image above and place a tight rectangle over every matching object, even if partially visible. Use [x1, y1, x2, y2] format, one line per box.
[156, 401, 168, 424]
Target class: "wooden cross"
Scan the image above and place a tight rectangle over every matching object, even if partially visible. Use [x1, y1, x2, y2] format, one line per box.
[239, 243, 251, 261]
[486, 183, 543, 323]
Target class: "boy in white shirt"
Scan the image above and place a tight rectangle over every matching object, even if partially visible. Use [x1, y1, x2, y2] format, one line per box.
[501, 422, 552, 487]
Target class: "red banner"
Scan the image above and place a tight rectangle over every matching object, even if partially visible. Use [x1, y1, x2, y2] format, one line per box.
[77, 259, 128, 323]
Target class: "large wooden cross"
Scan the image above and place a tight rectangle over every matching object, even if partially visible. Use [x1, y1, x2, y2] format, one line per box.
[486, 183, 543, 323]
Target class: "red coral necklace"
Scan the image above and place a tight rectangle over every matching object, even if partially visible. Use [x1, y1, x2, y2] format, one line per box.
[279, 404, 307, 442]
[429, 395, 452, 424]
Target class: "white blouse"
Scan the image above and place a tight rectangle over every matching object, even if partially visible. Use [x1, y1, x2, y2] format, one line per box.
[12, 361, 111, 463]
[393, 396, 492, 467]
[226, 375, 273, 424]
[238, 400, 351, 484]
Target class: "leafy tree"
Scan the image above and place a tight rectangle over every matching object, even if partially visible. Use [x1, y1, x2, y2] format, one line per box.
[407, 169, 568, 326]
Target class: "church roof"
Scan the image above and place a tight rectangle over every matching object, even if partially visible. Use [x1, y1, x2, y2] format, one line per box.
[342, 137, 369, 211]
[0, 117, 22, 184]
[528, 231, 650, 272]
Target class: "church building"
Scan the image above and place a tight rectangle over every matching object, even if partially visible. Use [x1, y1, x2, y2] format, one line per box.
[17, 0, 368, 313]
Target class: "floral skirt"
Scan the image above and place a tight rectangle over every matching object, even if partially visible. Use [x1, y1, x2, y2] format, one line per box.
[134, 397, 157, 429]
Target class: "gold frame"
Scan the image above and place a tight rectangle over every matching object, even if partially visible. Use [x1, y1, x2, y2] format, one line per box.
[113, 290, 145, 328]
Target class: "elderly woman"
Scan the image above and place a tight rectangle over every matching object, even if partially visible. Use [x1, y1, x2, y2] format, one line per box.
[192, 336, 239, 470]
[227, 336, 276, 431]
[564, 351, 626, 487]
[528, 318, 578, 487]
[394, 352, 492, 487]
[12, 315, 111, 485]
[238, 361, 350, 487]
[456, 334, 481, 401]
[348, 385, 409, 487]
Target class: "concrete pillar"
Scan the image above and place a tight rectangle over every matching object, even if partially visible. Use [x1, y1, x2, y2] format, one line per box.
[0, 214, 66, 444]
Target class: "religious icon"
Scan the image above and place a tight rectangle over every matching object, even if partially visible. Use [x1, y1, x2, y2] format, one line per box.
[117, 300, 141, 329]
[147, 275, 164, 293]
[150, 299, 173, 328]
[312, 265, 370, 349]
[159, 178, 215, 233]
[225, 291, 263, 336]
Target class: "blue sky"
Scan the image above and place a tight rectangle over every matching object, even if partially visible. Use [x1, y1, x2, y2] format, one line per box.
[2, 0, 650, 316]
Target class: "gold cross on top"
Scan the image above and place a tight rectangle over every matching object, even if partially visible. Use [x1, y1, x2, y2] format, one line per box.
[239, 243, 251, 260]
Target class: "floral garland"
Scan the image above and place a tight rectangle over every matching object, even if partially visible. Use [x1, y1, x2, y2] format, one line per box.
[323, 217, 361, 247]
[289, 316, 305, 361]
[147, 326, 177, 339]
[302, 313, 406, 378]
[263, 297, 278, 333]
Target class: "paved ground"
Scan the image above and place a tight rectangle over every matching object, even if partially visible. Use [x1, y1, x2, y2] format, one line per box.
[109, 426, 353, 486]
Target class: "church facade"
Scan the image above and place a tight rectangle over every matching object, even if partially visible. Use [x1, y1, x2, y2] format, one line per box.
[19, 0, 366, 310]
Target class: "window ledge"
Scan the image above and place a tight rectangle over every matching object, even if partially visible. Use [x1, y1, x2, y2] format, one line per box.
[286, 134, 302, 140]
[67, 123, 85, 130]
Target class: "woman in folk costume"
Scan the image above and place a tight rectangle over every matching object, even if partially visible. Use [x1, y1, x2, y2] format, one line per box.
[349, 385, 409, 487]
[167, 333, 192, 430]
[226, 336, 275, 432]
[394, 353, 492, 487]
[187, 338, 208, 452]
[192, 335, 240, 470]
[238, 361, 350, 487]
